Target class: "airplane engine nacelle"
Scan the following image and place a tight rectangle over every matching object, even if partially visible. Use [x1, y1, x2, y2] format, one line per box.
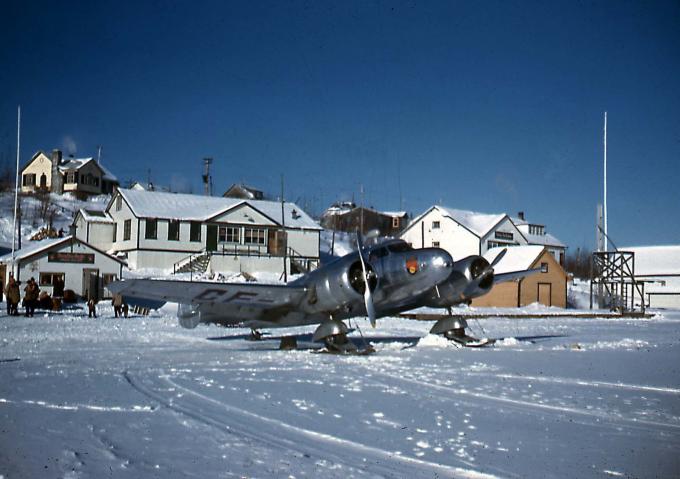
[304, 256, 377, 317]
[178, 303, 202, 329]
[425, 255, 494, 307]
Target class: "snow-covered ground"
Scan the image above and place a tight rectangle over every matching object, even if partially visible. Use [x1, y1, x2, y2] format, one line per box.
[1, 304, 679, 478]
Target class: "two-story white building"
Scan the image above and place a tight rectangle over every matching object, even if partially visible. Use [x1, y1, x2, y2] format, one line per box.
[400, 206, 528, 260]
[74, 188, 322, 275]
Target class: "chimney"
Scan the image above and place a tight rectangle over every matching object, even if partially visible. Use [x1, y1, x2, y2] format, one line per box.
[51, 149, 64, 194]
[518, 211, 525, 221]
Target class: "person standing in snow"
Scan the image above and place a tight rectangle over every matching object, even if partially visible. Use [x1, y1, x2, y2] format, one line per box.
[5, 276, 20, 316]
[112, 293, 123, 317]
[23, 278, 39, 317]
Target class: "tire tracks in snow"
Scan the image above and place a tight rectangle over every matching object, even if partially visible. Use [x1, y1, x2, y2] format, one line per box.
[123, 370, 502, 479]
[364, 369, 680, 432]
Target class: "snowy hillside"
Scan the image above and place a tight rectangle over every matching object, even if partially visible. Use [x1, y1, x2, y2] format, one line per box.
[0, 191, 109, 247]
[1, 305, 679, 478]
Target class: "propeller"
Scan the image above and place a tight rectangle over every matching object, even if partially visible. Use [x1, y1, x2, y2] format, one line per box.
[490, 248, 507, 268]
[356, 233, 377, 328]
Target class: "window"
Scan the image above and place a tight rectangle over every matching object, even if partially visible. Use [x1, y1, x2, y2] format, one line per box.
[487, 240, 505, 250]
[66, 172, 77, 184]
[495, 231, 514, 241]
[219, 226, 240, 243]
[168, 220, 180, 241]
[432, 221, 440, 229]
[432, 241, 440, 248]
[115, 196, 122, 211]
[22, 174, 36, 186]
[112, 223, 117, 242]
[541, 262, 549, 273]
[123, 219, 131, 241]
[145, 219, 157, 239]
[529, 225, 545, 235]
[40, 272, 64, 286]
[244, 228, 266, 245]
[190, 222, 201, 242]
[392, 217, 400, 228]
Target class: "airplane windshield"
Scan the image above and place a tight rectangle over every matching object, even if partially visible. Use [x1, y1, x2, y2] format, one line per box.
[387, 242, 413, 253]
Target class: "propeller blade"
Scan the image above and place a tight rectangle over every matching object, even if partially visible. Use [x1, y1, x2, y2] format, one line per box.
[356, 233, 377, 328]
[490, 248, 507, 268]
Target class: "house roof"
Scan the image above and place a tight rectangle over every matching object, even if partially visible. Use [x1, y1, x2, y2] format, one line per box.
[77, 208, 114, 223]
[0, 236, 125, 265]
[621, 245, 680, 276]
[116, 188, 322, 230]
[483, 245, 546, 274]
[434, 206, 507, 237]
[515, 225, 566, 248]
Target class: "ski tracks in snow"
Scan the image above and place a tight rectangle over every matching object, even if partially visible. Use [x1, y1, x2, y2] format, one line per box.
[123, 369, 501, 479]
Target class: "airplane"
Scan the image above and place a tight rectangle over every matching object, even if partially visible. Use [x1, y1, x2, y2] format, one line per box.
[108, 237, 537, 353]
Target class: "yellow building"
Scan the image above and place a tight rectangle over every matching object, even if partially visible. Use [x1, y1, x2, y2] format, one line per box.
[472, 245, 568, 308]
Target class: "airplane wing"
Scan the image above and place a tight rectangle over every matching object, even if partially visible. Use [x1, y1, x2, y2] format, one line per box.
[108, 279, 307, 310]
[494, 268, 542, 283]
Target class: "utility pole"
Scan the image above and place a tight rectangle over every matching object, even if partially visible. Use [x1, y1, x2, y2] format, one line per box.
[202, 158, 213, 196]
[281, 174, 287, 283]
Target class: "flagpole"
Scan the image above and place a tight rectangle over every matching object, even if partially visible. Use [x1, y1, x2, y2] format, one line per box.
[603, 111, 608, 251]
[11, 105, 21, 277]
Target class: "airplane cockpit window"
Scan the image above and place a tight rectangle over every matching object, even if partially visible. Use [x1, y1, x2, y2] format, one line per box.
[370, 247, 390, 260]
[387, 242, 413, 253]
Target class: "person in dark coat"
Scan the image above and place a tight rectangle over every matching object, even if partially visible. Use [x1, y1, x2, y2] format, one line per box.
[23, 278, 39, 317]
[5, 276, 20, 316]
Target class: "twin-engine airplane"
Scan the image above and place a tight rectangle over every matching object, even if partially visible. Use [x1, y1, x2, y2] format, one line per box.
[109, 238, 536, 352]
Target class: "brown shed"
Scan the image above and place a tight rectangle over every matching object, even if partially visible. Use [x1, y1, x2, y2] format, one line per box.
[472, 246, 568, 308]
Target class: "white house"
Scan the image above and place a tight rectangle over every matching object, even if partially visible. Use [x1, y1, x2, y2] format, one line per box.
[0, 236, 124, 299]
[400, 206, 528, 260]
[623, 245, 680, 309]
[511, 212, 567, 265]
[74, 188, 323, 275]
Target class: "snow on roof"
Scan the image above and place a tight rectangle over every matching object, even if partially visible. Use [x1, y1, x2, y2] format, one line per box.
[58, 158, 93, 171]
[0, 236, 71, 263]
[57, 158, 117, 181]
[79, 208, 114, 223]
[437, 206, 506, 237]
[382, 211, 407, 218]
[515, 225, 566, 248]
[622, 245, 680, 276]
[483, 245, 545, 274]
[98, 163, 118, 181]
[118, 189, 321, 230]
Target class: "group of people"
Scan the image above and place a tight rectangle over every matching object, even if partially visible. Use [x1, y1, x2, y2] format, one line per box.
[3, 276, 40, 317]
[3, 276, 129, 318]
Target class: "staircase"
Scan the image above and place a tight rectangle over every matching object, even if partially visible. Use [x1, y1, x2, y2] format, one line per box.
[174, 252, 211, 274]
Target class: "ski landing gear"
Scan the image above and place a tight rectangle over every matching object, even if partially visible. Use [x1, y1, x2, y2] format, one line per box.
[430, 317, 495, 348]
[312, 319, 375, 355]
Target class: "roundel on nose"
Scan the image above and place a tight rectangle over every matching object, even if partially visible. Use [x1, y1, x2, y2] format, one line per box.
[406, 256, 418, 275]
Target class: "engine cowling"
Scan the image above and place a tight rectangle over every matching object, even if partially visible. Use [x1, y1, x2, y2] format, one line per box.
[424, 255, 494, 307]
[300, 255, 377, 317]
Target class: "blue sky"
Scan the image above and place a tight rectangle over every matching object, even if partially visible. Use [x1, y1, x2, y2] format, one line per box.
[1, 0, 678, 250]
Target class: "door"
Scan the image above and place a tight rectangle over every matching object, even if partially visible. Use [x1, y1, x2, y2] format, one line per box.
[206, 225, 218, 251]
[82, 268, 99, 300]
[268, 229, 287, 256]
[538, 283, 552, 307]
[40, 173, 47, 190]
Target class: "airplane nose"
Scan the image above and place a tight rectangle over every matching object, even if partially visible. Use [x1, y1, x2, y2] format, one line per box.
[430, 250, 454, 279]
